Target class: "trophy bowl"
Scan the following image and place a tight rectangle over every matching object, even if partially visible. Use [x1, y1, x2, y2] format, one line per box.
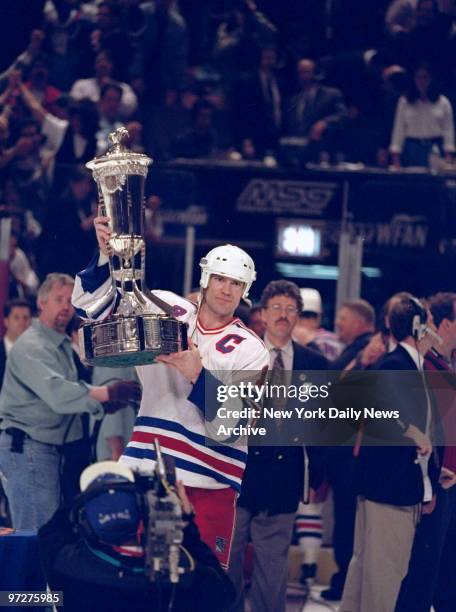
[79, 314, 188, 367]
[79, 127, 188, 367]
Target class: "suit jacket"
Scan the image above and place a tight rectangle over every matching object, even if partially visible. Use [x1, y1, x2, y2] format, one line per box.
[329, 332, 373, 371]
[238, 342, 328, 515]
[232, 71, 283, 155]
[356, 344, 440, 506]
[287, 84, 347, 138]
[0, 340, 7, 392]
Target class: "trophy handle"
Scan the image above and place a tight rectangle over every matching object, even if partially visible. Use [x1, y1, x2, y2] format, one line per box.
[97, 186, 107, 218]
[132, 279, 147, 306]
[142, 285, 175, 317]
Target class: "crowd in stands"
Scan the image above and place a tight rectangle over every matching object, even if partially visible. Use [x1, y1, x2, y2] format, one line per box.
[3, 0, 456, 300]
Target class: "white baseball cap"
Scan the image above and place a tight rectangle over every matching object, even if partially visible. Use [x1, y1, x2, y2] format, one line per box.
[80, 461, 135, 492]
[300, 288, 322, 314]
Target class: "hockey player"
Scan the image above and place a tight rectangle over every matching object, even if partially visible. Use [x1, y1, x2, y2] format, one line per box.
[72, 215, 269, 567]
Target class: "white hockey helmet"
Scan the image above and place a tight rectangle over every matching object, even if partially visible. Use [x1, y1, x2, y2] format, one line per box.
[199, 244, 256, 298]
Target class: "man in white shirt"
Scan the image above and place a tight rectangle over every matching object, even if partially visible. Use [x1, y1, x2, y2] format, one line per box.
[70, 50, 138, 120]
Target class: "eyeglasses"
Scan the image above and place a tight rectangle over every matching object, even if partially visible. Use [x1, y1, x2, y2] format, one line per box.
[267, 304, 299, 314]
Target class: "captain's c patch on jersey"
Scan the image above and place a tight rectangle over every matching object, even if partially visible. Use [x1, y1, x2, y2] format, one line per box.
[216, 334, 246, 354]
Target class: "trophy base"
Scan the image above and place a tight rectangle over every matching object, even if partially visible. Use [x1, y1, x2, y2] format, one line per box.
[79, 314, 188, 367]
[82, 350, 166, 368]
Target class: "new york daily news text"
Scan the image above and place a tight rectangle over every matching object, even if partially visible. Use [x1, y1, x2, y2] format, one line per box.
[201, 370, 456, 446]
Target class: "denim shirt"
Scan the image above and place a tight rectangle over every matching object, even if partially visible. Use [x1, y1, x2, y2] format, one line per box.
[0, 320, 103, 445]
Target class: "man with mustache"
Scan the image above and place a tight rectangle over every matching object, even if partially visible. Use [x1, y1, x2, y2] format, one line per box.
[0, 273, 140, 529]
[228, 280, 327, 612]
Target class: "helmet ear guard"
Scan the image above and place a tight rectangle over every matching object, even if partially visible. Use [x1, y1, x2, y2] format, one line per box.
[199, 244, 256, 298]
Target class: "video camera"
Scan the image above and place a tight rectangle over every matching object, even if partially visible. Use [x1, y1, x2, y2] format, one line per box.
[140, 441, 186, 583]
[72, 440, 190, 584]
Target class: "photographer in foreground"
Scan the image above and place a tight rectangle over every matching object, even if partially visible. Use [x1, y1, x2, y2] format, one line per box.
[38, 458, 235, 612]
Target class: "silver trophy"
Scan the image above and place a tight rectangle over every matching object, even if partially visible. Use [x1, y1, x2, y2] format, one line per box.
[79, 127, 187, 367]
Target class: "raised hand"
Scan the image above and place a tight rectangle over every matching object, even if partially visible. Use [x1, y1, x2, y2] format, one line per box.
[94, 215, 112, 255]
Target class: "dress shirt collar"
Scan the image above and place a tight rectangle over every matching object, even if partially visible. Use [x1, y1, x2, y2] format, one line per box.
[4, 336, 14, 355]
[264, 335, 293, 361]
[33, 319, 69, 348]
[399, 341, 422, 370]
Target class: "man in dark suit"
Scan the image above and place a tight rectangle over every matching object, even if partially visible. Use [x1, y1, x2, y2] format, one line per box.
[232, 45, 283, 158]
[396, 292, 456, 612]
[170, 99, 218, 159]
[331, 299, 375, 371]
[340, 296, 441, 612]
[228, 280, 327, 612]
[0, 299, 32, 390]
[286, 58, 347, 160]
[321, 298, 375, 602]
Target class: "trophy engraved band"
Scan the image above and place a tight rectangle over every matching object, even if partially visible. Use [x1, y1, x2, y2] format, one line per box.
[79, 127, 188, 367]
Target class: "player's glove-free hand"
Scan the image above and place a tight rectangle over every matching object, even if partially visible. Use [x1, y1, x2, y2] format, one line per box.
[107, 380, 142, 403]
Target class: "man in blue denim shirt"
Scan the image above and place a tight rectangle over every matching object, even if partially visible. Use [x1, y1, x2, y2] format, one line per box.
[0, 273, 141, 529]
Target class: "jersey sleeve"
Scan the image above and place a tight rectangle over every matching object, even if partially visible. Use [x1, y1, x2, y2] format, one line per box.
[72, 254, 197, 323]
[72, 253, 118, 320]
[237, 337, 270, 372]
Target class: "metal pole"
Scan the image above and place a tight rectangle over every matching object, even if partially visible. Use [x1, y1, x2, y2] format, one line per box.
[349, 235, 364, 299]
[335, 230, 350, 315]
[335, 180, 351, 319]
[335, 179, 364, 324]
[183, 225, 195, 296]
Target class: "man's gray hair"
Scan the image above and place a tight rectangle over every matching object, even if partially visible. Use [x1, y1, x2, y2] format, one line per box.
[38, 273, 75, 303]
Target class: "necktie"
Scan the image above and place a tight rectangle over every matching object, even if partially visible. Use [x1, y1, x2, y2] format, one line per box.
[257, 348, 287, 442]
[269, 348, 289, 423]
[271, 348, 285, 385]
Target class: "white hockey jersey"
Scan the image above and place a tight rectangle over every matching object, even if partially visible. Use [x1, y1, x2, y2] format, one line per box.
[73, 255, 269, 492]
